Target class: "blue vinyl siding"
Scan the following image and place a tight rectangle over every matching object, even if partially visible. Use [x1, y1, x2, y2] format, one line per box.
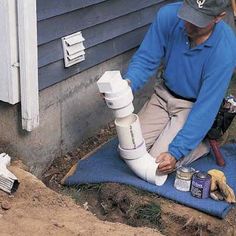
[37, 0, 177, 90]
[37, 0, 107, 21]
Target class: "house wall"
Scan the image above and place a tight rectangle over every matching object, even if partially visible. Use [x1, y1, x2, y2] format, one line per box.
[0, 50, 155, 177]
[0, 0, 175, 177]
[37, 0, 176, 89]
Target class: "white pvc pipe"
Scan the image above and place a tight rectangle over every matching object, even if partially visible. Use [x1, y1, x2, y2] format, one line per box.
[124, 152, 167, 186]
[105, 87, 133, 109]
[118, 141, 147, 160]
[118, 133, 167, 186]
[112, 103, 134, 118]
[115, 114, 143, 149]
[97, 71, 134, 118]
[97, 71, 168, 186]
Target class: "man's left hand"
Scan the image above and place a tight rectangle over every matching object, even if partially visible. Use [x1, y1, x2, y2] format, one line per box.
[156, 152, 177, 174]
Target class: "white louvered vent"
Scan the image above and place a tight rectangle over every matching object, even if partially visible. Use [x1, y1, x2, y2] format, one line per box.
[62, 31, 85, 68]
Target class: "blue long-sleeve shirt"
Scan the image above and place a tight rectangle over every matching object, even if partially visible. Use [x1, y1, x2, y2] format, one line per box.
[125, 2, 236, 160]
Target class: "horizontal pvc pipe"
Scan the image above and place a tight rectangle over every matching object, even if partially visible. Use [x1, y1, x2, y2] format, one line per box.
[115, 114, 143, 150]
[146, 160, 167, 186]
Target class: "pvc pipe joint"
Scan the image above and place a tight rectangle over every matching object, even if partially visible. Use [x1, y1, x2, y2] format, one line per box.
[97, 71, 168, 186]
[112, 104, 134, 118]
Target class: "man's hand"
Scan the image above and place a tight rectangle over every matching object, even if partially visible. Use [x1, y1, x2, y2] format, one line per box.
[156, 152, 177, 174]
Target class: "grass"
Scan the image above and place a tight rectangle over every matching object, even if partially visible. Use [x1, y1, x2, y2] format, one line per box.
[134, 202, 161, 225]
[77, 183, 103, 192]
[61, 183, 103, 204]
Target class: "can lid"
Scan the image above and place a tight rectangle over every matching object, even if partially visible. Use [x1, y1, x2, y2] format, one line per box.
[196, 171, 208, 179]
[178, 166, 195, 173]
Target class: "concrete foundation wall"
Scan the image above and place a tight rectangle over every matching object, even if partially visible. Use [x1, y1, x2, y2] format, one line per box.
[0, 50, 155, 177]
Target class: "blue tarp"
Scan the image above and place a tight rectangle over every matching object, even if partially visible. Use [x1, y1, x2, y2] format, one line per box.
[64, 138, 236, 218]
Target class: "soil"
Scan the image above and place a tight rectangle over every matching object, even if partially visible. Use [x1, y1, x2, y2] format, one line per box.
[0, 161, 162, 236]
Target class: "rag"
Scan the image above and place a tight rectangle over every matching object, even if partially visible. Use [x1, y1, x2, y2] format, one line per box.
[208, 169, 236, 204]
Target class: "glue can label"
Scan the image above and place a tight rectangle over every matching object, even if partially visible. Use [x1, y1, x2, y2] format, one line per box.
[191, 172, 211, 199]
[174, 167, 195, 192]
[174, 178, 191, 192]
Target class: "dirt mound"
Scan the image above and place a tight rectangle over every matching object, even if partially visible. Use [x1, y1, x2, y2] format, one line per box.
[0, 161, 162, 236]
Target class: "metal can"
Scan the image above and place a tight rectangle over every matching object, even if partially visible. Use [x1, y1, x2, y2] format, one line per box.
[191, 172, 211, 199]
[174, 167, 195, 192]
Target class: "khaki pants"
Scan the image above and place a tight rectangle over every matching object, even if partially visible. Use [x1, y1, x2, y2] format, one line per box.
[138, 81, 210, 167]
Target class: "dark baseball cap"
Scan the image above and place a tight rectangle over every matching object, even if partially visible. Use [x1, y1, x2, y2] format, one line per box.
[178, 0, 230, 28]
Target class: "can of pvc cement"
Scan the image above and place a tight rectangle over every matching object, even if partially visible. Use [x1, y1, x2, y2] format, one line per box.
[174, 167, 195, 192]
[191, 172, 211, 199]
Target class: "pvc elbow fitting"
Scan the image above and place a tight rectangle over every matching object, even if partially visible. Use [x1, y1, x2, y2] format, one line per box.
[97, 71, 134, 118]
[118, 143, 167, 186]
[97, 71, 168, 186]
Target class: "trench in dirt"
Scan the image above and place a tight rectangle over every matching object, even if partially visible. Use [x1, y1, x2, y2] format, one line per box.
[42, 123, 236, 236]
[42, 79, 236, 236]
[60, 182, 236, 236]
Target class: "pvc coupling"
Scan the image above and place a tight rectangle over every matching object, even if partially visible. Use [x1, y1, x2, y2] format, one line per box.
[97, 71, 168, 186]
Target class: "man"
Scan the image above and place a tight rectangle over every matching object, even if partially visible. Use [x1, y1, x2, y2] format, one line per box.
[125, 0, 236, 174]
